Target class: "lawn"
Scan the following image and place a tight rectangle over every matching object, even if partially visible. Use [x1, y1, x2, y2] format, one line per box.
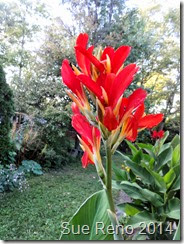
[0, 162, 101, 240]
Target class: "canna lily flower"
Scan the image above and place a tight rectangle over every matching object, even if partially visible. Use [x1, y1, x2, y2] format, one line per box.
[61, 33, 138, 118]
[74, 33, 139, 109]
[71, 103, 101, 168]
[152, 130, 164, 139]
[120, 102, 164, 142]
[61, 59, 90, 112]
[108, 88, 164, 144]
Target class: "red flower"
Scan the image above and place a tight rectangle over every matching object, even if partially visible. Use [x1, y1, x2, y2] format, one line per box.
[61, 60, 90, 111]
[71, 103, 101, 168]
[152, 130, 164, 139]
[61, 33, 138, 114]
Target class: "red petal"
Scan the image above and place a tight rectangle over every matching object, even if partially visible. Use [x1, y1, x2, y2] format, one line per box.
[75, 46, 105, 72]
[72, 114, 92, 142]
[75, 33, 93, 75]
[126, 122, 138, 142]
[82, 151, 91, 168]
[119, 97, 129, 120]
[76, 33, 88, 47]
[61, 59, 82, 94]
[103, 73, 116, 100]
[78, 74, 102, 99]
[134, 103, 145, 120]
[127, 88, 147, 111]
[103, 107, 118, 131]
[138, 114, 164, 129]
[110, 64, 139, 107]
[158, 130, 164, 138]
[100, 47, 115, 61]
[112, 46, 131, 73]
[71, 102, 80, 115]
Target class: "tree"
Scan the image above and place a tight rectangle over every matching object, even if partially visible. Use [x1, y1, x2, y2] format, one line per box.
[0, 66, 15, 165]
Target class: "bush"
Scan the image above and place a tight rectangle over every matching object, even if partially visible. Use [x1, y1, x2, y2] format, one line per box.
[113, 132, 180, 240]
[0, 66, 15, 165]
[0, 164, 28, 193]
[19, 160, 43, 176]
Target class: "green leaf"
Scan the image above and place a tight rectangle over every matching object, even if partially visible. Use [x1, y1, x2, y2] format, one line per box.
[165, 198, 180, 220]
[136, 143, 155, 159]
[171, 144, 180, 167]
[117, 203, 141, 216]
[60, 190, 113, 240]
[112, 164, 128, 181]
[173, 220, 180, 240]
[142, 165, 166, 193]
[132, 151, 143, 164]
[155, 147, 173, 172]
[112, 180, 122, 190]
[171, 134, 180, 149]
[125, 140, 138, 155]
[117, 151, 154, 185]
[126, 211, 157, 228]
[120, 181, 164, 207]
[140, 188, 164, 207]
[170, 175, 180, 191]
[163, 168, 176, 189]
[158, 142, 171, 155]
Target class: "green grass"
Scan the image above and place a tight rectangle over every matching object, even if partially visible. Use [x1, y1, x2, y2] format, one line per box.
[0, 162, 101, 240]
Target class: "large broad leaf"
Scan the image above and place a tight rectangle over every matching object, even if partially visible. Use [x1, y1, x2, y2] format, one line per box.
[60, 190, 113, 240]
[126, 210, 157, 229]
[120, 181, 164, 207]
[154, 147, 173, 172]
[136, 143, 155, 159]
[132, 151, 143, 164]
[158, 142, 171, 155]
[117, 151, 154, 185]
[140, 162, 167, 193]
[112, 164, 128, 181]
[117, 203, 141, 216]
[173, 220, 180, 240]
[170, 175, 180, 191]
[165, 198, 180, 220]
[125, 140, 138, 155]
[171, 134, 180, 150]
[171, 144, 180, 167]
[164, 168, 176, 189]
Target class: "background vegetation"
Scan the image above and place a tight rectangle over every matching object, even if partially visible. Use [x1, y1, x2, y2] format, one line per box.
[0, 0, 180, 240]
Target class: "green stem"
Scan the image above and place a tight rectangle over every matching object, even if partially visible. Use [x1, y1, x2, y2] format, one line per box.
[105, 140, 123, 240]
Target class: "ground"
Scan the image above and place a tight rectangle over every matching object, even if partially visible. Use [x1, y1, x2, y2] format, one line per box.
[0, 162, 101, 240]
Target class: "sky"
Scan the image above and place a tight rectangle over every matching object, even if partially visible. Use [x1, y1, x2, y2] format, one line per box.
[44, 0, 180, 25]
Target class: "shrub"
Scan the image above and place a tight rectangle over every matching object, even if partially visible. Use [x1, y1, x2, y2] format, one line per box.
[18, 160, 43, 176]
[0, 164, 28, 193]
[112, 132, 180, 240]
[0, 66, 15, 165]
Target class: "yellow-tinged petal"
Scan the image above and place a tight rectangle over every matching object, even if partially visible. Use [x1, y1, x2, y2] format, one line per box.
[113, 96, 123, 117]
[72, 64, 81, 75]
[78, 136, 94, 162]
[97, 98, 105, 116]
[101, 86, 109, 105]
[66, 90, 83, 111]
[105, 54, 111, 73]
[91, 64, 98, 81]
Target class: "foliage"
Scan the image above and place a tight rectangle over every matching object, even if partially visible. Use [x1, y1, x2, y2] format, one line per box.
[61, 190, 113, 240]
[0, 65, 15, 165]
[112, 132, 180, 240]
[37, 105, 75, 168]
[19, 160, 43, 176]
[0, 163, 101, 240]
[0, 164, 27, 193]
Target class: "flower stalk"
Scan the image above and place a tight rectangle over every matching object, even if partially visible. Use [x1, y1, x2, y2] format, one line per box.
[105, 139, 123, 240]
